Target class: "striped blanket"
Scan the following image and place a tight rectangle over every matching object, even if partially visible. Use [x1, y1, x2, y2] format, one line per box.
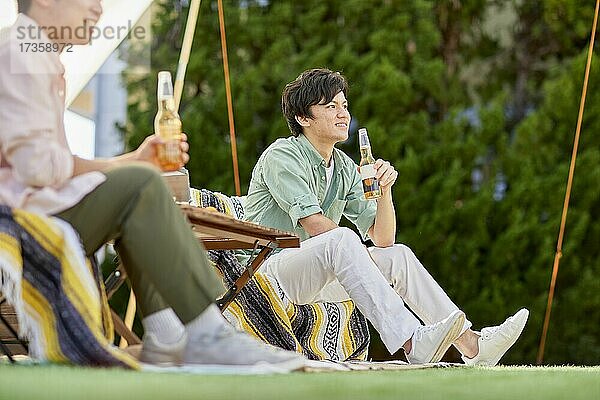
[191, 189, 370, 361]
[0, 206, 137, 368]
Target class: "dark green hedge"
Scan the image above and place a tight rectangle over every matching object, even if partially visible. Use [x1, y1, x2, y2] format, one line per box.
[125, 0, 600, 365]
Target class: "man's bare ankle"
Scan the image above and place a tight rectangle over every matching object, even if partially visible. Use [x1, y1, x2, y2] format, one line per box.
[456, 330, 480, 359]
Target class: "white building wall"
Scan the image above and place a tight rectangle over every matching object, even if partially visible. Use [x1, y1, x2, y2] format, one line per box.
[94, 53, 127, 157]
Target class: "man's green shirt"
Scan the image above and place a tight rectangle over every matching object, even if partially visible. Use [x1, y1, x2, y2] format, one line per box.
[243, 134, 377, 242]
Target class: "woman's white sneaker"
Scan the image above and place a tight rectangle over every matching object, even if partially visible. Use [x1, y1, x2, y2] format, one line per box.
[183, 324, 306, 372]
[462, 308, 529, 366]
[139, 331, 187, 366]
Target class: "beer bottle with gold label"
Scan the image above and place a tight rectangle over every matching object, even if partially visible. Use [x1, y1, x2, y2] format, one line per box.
[154, 71, 182, 171]
[358, 127, 382, 200]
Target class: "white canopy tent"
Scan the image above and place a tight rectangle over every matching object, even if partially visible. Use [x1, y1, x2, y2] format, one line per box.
[0, 2, 17, 28]
[61, 0, 154, 106]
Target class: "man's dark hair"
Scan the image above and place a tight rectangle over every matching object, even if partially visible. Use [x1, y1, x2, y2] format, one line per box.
[17, 0, 32, 13]
[281, 68, 348, 137]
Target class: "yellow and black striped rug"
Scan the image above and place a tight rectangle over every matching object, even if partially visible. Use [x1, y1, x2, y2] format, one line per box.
[194, 189, 370, 362]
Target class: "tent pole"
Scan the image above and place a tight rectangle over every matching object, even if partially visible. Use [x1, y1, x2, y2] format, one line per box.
[174, 0, 203, 112]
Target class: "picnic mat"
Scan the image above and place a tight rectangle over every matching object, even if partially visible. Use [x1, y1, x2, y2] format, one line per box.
[1, 354, 460, 374]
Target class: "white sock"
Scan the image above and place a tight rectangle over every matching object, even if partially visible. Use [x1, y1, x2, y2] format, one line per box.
[142, 308, 186, 345]
[185, 304, 228, 340]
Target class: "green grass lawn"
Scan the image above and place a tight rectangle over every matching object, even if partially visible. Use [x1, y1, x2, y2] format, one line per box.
[1, 365, 599, 400]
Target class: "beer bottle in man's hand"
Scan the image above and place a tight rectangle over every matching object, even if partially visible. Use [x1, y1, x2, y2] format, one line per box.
[154, 71, 182, 171]
[358, 127, 382, 200]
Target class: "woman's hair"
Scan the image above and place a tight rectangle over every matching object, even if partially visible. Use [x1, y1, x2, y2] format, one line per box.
[17, 0, 33, 14]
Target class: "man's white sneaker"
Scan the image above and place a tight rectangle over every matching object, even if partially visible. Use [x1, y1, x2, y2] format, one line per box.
[139, 331, 187, 366]
[407, 310, 465, 364]
[183, 324, 306, 372]
[462, 308, 529, 367]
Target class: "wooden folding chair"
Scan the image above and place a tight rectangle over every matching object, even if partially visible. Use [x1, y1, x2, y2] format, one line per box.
[0, 294, 28, 364]
[104, 264, 141, 347]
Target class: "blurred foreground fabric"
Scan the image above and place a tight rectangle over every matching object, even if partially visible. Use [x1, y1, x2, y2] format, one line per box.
[0, 206, 137, 368]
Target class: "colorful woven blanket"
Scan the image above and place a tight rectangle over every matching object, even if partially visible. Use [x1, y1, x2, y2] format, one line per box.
[191, 189, 370, 361]
[0, 206, 137, 368]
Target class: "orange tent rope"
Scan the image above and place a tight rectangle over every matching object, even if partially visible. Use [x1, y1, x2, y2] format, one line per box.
[536, 0, 599, 365]
[217, 0, 241, 196]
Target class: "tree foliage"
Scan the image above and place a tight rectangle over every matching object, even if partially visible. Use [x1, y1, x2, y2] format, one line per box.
[125, 0, 599, 364]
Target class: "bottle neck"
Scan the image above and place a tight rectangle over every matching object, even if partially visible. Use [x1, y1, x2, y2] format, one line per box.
[158, 97, 176, 112]
[360, 145, 373, 157]
[360, 146, 375, 163]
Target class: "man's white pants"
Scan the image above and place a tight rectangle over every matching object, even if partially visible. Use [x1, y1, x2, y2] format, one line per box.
[261, 227, 472, 353]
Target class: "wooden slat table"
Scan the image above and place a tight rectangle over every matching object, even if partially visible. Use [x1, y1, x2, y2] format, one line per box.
[179, 205, 300, 310]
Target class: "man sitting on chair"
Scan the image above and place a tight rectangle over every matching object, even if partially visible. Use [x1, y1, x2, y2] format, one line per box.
[0, 0, 304, 370]
[241, 68, 529, 365]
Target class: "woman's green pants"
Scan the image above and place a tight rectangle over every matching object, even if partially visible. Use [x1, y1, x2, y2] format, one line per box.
[55, 164, 224, 323]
